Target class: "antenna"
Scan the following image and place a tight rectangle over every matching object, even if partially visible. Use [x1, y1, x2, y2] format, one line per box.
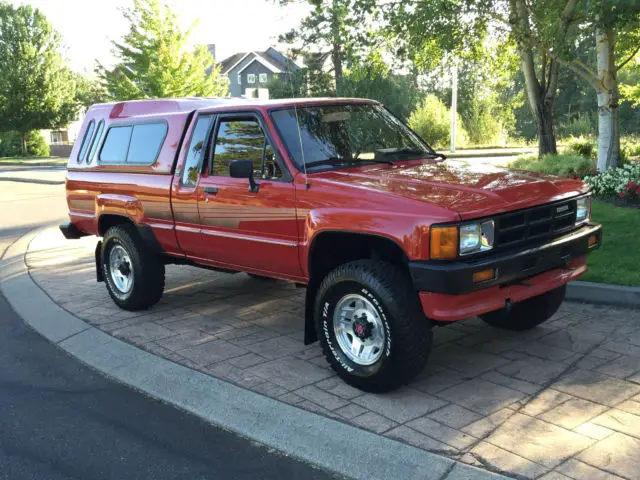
[285, 51, 309, 190]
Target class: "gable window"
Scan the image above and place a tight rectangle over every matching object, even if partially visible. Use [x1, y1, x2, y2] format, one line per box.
[259, 73, 268, 83]
[247, 74, 256, 84]
[237, 73, 241, 85]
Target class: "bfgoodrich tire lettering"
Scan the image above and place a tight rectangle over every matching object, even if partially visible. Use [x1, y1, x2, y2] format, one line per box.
[480, 285, 566, 331]
[315, 260, 432, 392]
[102, 224, 165, 311]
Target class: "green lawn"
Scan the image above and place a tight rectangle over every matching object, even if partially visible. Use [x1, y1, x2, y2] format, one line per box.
[582, 200, 640, 286]
[0, 156, 64, 164]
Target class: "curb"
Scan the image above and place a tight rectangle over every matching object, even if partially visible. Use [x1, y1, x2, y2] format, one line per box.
[567, 281, 640, 309]
[0, 161, 66, 167]
[0, 177, 65, 185]
[0, 229, 506, 480]
[446, 151, 532, 159]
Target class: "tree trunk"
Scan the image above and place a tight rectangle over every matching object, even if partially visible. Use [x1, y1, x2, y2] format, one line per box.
[520, 50, 558, 156]
[596, 27, 621, 171]
[20, 132, 27, 156]
[511, 0, 558, 157]
[537, 103, 557, 156]
[330, 0, 343, 92]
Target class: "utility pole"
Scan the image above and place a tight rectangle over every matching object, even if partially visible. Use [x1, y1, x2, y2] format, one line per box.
[450, 62, 458, 153]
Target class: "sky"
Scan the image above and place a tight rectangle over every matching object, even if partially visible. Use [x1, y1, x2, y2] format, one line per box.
[9, 0, 310, 74]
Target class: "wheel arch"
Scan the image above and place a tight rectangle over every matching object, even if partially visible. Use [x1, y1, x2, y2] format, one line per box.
[303, 230, 411, 345]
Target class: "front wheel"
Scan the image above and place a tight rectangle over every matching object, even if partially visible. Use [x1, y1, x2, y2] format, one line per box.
[480, 285, 566, 331]
[315, 260, 432, 393]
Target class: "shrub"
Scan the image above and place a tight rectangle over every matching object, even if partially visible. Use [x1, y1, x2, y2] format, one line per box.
[584, 163, 640, 198]
[557, 113, 595, 138]
[462, 95, 513, 146]
[621, 137, 640, 161]
[509, 153, 596, 178]
[568, 137, 596, 158]
[408, 95, 468, 149]
[0, 131, 50, 157]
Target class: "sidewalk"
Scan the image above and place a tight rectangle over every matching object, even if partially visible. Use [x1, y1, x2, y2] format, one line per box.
[6, 227, 640, 479]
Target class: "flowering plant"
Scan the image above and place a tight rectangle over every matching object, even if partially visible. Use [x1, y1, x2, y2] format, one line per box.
[583, 163, 640, 198]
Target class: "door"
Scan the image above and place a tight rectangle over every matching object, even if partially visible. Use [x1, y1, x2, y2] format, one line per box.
[172, 113, 214, 256]
[192, 113, 302, 279]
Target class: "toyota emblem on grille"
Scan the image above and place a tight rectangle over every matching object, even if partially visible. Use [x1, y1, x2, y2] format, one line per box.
[556, 205, 569, 214]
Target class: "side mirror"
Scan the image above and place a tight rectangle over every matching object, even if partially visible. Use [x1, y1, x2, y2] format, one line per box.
[230, 159, 259, 193]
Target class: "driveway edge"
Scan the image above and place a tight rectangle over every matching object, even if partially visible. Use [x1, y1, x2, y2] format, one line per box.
[567, 280, 640, 309]
[0, 229, 505, 480]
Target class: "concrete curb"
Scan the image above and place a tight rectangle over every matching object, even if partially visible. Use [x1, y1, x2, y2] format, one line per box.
[0, 229, 505, 480]
[567, 281, 640, 309]
[446, 151, 531, 159]
[0, 161, 66, 167]
[0, 177, 65, 185]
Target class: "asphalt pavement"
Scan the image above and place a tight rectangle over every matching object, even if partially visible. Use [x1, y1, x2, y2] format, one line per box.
[0, 170, 337, 480]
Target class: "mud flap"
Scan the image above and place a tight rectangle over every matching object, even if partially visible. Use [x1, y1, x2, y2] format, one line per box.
[95, 241, 104, 282]
[304, 279, 318, 345]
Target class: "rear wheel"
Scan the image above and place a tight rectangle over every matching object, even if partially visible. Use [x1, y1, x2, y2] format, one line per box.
[315, 260, 432, 393]
[102, 224, 165, 311]
[480, 285, 566, 331]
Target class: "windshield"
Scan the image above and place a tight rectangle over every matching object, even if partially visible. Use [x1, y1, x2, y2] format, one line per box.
[270, 103, 435, 171]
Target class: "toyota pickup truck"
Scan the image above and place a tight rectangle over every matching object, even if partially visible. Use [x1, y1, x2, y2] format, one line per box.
[61, 97, 601, 392]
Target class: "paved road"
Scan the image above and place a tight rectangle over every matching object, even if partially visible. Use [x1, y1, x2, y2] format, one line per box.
[0, 174, 336, 480]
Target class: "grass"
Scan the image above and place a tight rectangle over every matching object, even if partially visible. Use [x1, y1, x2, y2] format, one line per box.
[582, 201, 640, 287]
[0, 156, 64, 164]
[508, 153, 595, 177]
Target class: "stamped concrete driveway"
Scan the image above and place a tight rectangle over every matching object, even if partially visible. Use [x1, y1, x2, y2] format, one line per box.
[28, 228, 640, 480]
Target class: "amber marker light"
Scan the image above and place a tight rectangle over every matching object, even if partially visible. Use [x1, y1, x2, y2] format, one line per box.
[588, 234, 599, 248]
[430, 226, 458, 260]
[472, 268, 496, 283]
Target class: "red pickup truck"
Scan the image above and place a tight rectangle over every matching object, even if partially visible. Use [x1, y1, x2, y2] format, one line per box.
[61, 97, 601, 392]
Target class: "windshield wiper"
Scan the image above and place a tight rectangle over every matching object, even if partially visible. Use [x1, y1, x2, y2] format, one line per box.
[377, 147, 447, 160]
[305, 157, 392, 169]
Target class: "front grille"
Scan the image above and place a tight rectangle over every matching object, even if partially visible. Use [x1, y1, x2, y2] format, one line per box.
[495, 199, 578, 249]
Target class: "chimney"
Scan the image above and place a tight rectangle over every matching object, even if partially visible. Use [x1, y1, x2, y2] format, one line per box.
[207, 44, 216, 61]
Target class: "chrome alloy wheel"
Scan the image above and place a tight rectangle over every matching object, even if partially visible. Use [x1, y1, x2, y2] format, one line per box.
[109, 245, 134, 295]
[333, 293, 385, 366]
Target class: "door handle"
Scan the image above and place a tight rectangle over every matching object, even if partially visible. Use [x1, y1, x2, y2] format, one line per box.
[203, 186, 219, 195]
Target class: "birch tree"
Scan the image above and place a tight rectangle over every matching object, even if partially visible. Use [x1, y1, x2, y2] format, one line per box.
[551, 1, 640, 170]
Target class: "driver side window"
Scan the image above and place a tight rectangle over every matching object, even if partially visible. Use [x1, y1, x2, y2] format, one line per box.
[212, 118, 283, 180]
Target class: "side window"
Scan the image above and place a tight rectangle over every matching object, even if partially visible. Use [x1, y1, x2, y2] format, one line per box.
[127, 123, 167, 164]
[99, 122, 167, 165]
[85, 120, 104, 164]
[77, 120, 95, 163]
[181, 115, 212, 186]
[99, 125, 132, 164]
[212, 119, 282, 180]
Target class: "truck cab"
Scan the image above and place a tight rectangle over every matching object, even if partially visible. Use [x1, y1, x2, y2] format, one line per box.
[61, 97, 602, 392]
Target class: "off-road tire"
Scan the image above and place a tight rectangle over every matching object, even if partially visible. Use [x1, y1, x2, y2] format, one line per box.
[480, 285, 566, 331]
[315, 260, 432, 393]
[102, 224, 165, 311]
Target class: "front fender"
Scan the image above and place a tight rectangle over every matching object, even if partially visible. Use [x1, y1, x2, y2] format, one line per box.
[301, 208, 431, 276]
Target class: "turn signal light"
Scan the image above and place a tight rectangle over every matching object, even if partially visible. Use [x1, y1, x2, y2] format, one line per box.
[430, 226, 458, 260]
[588, 234, 598, 248]
[472, 268, 496, 283]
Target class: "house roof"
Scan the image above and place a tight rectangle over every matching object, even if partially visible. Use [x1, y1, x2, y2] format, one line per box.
[218, 49, 299, 75]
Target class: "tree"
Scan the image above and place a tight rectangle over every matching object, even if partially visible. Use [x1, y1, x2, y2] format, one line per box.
[98, 0, 228, 100]
[549, 1, 640, 170]
[75, 73, 110, 110]
[380, 0, 584, 157]
[0, 3, 77, 154]
[280, 0, 375, 90]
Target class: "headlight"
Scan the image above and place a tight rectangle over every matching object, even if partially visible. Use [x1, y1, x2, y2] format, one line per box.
[576, 196, 591, 224]
[460, 220, 495, 256]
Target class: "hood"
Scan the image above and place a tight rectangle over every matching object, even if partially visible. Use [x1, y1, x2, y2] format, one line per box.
[312, 159, 588, 220]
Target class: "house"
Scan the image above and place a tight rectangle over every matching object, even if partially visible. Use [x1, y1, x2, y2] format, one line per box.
[217, 47, 300, 98]
[40, 108, 85, 157]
